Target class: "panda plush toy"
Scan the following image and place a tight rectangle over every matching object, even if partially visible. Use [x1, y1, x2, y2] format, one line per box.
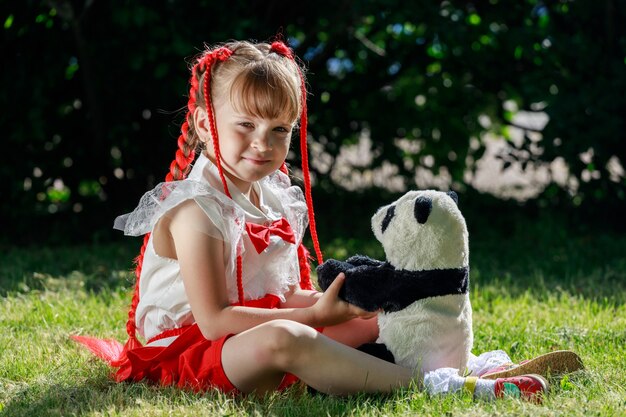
[317, 190, 473, 374]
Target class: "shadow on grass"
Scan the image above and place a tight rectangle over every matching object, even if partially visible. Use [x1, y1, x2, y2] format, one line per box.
[456, 191, 626, 305]
[0, 238, 140, 297]
[467, 221, 626, 306]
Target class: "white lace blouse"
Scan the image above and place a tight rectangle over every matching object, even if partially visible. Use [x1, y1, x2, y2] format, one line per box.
[114, 154, 309, 342]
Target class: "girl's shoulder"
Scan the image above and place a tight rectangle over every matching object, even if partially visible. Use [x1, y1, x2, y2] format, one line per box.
[115, 180, 245, 239]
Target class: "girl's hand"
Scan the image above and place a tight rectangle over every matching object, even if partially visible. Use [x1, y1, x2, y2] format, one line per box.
[310, 273, 378, 327]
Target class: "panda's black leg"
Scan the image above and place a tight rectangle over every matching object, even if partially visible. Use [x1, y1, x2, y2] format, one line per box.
[356, 343, 396, 364]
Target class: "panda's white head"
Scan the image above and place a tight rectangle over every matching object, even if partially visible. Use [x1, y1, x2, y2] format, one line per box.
[371, 190, 468, 271]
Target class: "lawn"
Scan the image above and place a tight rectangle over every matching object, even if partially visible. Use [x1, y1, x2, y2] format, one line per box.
[1, 215, 625, 416]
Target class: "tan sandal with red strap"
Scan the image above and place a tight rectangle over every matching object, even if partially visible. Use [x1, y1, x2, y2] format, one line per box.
[480, 350, 584, 380]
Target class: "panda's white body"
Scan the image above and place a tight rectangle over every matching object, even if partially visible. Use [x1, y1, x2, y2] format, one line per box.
[378, 293, 472, 372]
[371, 190, 473, 375]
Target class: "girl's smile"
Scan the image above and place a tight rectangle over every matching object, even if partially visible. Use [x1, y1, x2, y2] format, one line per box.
[242, 157, 272, 165]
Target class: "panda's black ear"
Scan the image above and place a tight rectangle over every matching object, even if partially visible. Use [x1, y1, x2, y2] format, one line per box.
[447, 191, 459, 205]
[381, 205, 396, 233]
[414, 197, 432, 224]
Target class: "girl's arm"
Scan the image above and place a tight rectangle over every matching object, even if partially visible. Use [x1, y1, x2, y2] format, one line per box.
[168, 201, 375, 341]
[280, 287, 322, 308]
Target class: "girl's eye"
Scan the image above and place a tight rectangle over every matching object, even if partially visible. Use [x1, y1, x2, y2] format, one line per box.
[239, 122, 254, 128]
[274, 126, 290, 133]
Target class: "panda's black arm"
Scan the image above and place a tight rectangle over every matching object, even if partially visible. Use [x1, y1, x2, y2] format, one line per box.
[343, 266, 470, 312]
[382, 268, 470, 312]
[341, 263, 399, 312]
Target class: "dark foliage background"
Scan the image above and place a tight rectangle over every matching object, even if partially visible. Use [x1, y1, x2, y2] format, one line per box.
[2, 0, 624, 247]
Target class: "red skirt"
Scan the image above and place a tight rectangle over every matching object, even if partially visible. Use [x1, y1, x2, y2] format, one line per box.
[74, 294, 299, 395]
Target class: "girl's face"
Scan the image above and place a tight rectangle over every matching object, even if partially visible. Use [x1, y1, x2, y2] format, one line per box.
[204, 98, 293, 193]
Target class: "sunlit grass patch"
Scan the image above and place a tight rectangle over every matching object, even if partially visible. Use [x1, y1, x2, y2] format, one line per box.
[1, 228, 625, 416]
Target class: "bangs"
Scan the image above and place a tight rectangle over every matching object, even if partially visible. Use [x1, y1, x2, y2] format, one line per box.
[229, 63, 300, 123]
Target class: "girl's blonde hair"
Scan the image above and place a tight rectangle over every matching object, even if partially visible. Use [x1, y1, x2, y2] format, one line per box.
[213, 41, 303, 122]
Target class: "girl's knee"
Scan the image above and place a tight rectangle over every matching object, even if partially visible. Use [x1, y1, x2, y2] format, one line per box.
[254, 320, 317, 369]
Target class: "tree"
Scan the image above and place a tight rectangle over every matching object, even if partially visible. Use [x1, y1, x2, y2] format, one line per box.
[2, 0, 624, 245]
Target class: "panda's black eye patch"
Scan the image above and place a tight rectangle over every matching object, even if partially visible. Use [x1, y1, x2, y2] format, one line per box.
[414, 197, 432, 224]
[381, 205, 396, 233]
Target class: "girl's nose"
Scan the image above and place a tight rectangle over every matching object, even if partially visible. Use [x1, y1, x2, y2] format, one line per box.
[251, 131, 273, 152]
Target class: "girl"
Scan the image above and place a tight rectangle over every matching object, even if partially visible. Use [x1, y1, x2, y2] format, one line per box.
[74, 40, 576, 400]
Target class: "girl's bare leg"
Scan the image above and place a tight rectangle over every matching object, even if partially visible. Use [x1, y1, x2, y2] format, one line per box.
[322, 316, 379, 347]
[221, 319, 415, 396]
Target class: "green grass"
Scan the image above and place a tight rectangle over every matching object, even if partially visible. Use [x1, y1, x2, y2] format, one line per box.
[1, 220, 626, 416]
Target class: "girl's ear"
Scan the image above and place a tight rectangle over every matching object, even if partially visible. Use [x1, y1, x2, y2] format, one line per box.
[193, 107, 211, 144]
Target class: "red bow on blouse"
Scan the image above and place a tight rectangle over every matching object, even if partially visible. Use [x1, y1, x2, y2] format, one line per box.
[245, 218, 296, 254]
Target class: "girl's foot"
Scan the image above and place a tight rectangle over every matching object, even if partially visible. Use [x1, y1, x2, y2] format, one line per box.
[465, 374, 548, 403]
[494, 374, 548, 403]
[480, 350, 583, 380]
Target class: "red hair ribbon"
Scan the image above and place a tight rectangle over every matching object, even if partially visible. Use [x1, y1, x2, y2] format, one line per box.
[270, 41, 293, 58]
[201, 46, 233, 70]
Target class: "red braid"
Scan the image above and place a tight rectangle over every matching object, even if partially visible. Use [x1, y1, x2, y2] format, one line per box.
[121, 233, 150, 351]
[270, 41, 324, 266]
[196, 47, 247, 304]
[202, 47, 233, 199]
[165, 62, 202, 182]
[296, 67, 323, 265]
